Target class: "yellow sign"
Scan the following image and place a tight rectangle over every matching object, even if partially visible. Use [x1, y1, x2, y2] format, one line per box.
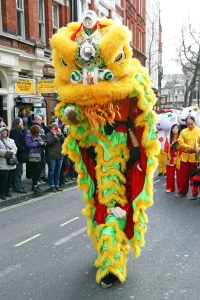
[15, 79, 34, 94]
[37, 79, 55, 94]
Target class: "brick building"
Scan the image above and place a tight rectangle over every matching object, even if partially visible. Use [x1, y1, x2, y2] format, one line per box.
[0, 0, 70, 127]
[0, 0, 146, 127]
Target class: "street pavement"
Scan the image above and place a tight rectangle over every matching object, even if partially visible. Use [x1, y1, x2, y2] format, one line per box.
[0, 175, 200, 300]
[0, 179, 77, 208]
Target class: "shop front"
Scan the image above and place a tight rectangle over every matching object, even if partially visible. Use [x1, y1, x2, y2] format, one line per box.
[38, 68, 58, 125]
[14, 95, 46, 120]
[14, 78, 47, 124]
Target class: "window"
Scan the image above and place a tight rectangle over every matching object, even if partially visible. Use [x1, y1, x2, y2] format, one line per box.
[39, 0, 45, 44]
[16, 0, 25, 38]
[80, 0, 89, 14]
[52, 4, 59, 34]
[115, 0, 121, 6]
[99, 11, 106, 18]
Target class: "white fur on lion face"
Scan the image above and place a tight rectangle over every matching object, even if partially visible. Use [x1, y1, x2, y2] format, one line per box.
[80, 10, 98, 28]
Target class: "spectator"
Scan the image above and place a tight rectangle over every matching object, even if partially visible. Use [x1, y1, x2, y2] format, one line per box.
[60, 124, 69, 185]
[18, 109, 31, 129]
[45, 123, 64, 192]
[25, 125, 44, 193]
[56, 117, 63, 128]
[0, 127, 17, 200]
[33, 115, 48, 183]
[10, 118, 28, 193]
[39, 114, 50, 134]
[0, 117, 6, 127]
[25, 110, 33, 128]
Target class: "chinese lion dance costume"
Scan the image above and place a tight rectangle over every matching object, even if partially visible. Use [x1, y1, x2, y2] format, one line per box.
[50, 11, 160, 288]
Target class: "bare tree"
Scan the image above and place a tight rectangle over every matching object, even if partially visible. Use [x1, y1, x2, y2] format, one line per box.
[146, 2, 160, 84]
[176, 22, 200, 107]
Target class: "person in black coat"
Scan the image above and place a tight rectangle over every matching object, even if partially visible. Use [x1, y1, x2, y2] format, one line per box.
[33, 115, 48, 182]
[10, 118, 28, 193]
[45, 122, 65, 192]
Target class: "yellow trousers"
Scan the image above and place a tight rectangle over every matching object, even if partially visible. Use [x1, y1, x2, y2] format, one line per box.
[158, 149, 167, 173]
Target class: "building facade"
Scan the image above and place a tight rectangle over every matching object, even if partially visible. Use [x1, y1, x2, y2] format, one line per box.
[0, 0, 70, 127]
[0, 0, 147, 127]
[161, 74, 186, 108]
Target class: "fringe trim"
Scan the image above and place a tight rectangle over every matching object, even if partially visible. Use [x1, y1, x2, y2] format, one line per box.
[94, 222, 130, 283]
[128, 61, 160, 257]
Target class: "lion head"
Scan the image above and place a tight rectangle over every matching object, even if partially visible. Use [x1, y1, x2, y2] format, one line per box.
[50, 11, 141, 108]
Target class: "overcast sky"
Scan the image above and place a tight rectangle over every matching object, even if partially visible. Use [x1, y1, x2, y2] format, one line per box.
[160, 0, 200, 75]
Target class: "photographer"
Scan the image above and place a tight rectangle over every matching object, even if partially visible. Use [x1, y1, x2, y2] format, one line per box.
[45, 123, 65, 192]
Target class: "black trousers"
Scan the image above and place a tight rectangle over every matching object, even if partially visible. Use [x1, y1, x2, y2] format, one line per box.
[28, 162, 41, 186]
[0, 169, 15, 195]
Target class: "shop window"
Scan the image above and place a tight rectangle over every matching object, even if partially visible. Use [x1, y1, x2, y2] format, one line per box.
[39, 0, 45, 44]
[52, 4, 59, 34]
[16, 0, 25, 38]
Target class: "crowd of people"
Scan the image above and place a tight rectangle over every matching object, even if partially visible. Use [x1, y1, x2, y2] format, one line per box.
[0, 115, 77, 200]
[161, 116, 200, 201]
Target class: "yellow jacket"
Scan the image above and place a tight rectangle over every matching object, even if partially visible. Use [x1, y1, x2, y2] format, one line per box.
[178, 126, 200, 163]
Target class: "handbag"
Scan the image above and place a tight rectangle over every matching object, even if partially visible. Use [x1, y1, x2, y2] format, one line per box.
[6, 155, 18, 166]
[29, 152, 41, 162]
[1, 139, 18, 166]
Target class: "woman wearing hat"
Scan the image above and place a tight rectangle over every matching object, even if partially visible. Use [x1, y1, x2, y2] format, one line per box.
[0, 127, 17, 200]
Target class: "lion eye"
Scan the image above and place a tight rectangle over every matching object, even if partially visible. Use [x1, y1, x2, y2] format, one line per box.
[114, 51, 126, 63]
[60, 58, 67, 67]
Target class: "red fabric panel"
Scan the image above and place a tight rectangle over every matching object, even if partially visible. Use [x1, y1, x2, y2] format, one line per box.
[80, 98, 147, 241]
[115, 124, 127, 133]
[166, 165, 176, 191]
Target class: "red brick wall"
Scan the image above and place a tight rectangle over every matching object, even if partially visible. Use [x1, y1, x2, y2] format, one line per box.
[0, 0, 70, 51]
[24, 0, 40, 42]
[2, 0, 17, 35]
[59, 4, 70, 28]
[44, 0, 53, 48]
[90, 0, 95, 11]
[123, 0, 146, 65]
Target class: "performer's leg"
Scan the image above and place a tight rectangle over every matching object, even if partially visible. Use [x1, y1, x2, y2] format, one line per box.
[158, 150, 166, 174]
[166, 165, 175, 192]
[157, 153, 163, 174]
[162, 151, 167, 174]
[95, 214, 129, 287]
[178, 161, 190, 195]
[176, 168, 181, 191]
[190, 163, 198, 197]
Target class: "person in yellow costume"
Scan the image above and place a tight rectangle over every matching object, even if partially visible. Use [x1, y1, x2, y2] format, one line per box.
[176, 116, 200, 199]
[156, 113, 167, 176]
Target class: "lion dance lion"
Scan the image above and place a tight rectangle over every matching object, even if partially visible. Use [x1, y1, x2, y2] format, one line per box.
[50, 10, 160, 288]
